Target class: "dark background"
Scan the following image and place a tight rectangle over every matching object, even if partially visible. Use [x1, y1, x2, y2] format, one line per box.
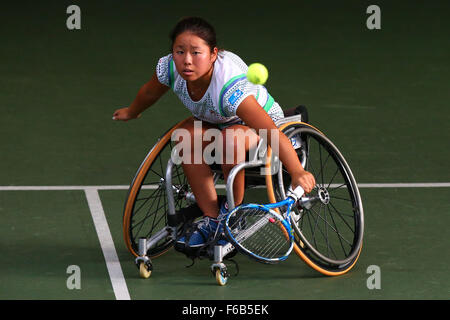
[1, 0, 449, 299]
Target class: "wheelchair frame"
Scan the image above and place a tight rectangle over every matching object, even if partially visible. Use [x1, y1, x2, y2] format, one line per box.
[129, 110, 364, 285]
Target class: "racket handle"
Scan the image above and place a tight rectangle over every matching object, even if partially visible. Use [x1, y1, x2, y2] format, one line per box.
[287, 185, 305, 202]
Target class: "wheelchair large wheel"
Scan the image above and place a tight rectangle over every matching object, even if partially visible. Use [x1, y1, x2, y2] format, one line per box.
[266, 122, 364, 276]
[123, 117, 194, 258]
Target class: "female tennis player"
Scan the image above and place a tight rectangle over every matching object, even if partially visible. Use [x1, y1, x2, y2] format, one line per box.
[112, 17, 315, 249]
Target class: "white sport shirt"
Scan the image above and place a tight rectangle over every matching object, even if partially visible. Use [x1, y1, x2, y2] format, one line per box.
[156, 50, 284, 128]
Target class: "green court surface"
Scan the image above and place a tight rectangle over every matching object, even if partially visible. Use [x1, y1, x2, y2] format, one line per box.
[1, 0, 449, 301]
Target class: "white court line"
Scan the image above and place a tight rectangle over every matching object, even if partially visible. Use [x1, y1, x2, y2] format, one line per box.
[357, 182, 450, 188]
[84, 187, 130, 300]
[1, 182, 450, 191]
[0, 185, 130, 191]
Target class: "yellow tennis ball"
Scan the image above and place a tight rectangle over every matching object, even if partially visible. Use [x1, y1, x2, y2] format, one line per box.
[247, 63, 268, 85]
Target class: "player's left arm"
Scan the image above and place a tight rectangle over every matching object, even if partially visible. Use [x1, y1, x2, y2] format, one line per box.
[236, 95, 316, 193]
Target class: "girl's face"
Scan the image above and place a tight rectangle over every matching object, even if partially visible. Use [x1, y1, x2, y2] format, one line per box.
[172, 31, 218, 82]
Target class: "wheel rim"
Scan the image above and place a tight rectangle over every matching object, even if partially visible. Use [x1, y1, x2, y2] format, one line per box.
[269, 123, 364, 270]
[131, 140, 190, 256]
[123, 118, 193, 258]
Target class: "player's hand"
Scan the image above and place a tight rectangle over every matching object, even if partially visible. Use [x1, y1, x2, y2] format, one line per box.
[291, 170, 316, 194]
[112, 107, 141, 121]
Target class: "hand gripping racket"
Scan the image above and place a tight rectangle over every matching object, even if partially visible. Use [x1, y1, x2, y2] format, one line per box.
[224, 185, 305, 264]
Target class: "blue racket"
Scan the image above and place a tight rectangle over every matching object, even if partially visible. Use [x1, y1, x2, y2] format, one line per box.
[224, 186, 305, 264]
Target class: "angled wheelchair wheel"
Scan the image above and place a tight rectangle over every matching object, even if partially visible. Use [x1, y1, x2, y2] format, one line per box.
[123, 117, 194, 258]
[266, 122, 364, 276]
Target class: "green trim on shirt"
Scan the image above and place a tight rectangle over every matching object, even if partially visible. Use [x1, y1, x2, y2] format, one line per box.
[218, 73, 247, 117]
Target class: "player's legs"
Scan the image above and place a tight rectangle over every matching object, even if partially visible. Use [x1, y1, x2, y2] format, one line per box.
[175, 118, 220, 218]
[220, 124, 260, 206]
[175, 118, 229, 248]
[175, 121, 259, 249]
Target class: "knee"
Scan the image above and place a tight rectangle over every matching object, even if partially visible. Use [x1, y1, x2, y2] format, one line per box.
[221, 130, 241, 165]
[221, 127, 259, 165]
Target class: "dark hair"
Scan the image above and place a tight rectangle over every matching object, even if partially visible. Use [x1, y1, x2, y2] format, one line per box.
[169, 17, 218, 53]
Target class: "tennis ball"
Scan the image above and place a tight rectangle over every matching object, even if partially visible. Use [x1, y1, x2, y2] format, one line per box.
[247, 63, 268, 85]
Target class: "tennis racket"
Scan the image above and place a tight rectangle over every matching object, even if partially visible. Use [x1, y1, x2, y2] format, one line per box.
[224, 185, 305, 264]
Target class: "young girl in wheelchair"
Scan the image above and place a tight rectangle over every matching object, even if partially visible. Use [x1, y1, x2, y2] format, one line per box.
[113, 17, 315, 254]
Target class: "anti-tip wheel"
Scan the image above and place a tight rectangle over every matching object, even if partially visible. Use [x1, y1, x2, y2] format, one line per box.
[139, 261, 152, 279]
[215, 269, 228, 286]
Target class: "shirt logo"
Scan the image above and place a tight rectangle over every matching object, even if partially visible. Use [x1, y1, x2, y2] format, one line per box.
[228, 89, 244, 106]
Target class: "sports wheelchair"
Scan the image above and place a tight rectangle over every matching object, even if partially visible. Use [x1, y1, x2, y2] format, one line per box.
[122, 106, 364, 285]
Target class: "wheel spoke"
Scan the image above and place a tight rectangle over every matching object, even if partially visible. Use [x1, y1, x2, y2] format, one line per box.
[331, 195, 353, 202]
[328, 201, 355, 234]
[133, 187, 162, 222]
[307, 205, 352, 246]
[132, 188, 164, 235]
[275, 125, 363, 270]
[326, 167, 340, 190]
[127, 138, 192, 255]
[326, 205, 350, 257]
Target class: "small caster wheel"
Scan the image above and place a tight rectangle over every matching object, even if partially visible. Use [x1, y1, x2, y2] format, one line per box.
[139, 261, 152, 279]
[215, 268, 228, 286]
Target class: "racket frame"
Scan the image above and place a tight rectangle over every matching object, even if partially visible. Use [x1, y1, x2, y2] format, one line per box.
[224, 198, 296, 264]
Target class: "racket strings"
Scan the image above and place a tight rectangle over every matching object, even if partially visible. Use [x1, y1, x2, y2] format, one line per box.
[227, 207, 291, 260]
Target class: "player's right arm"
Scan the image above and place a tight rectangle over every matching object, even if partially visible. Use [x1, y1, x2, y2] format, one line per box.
[112, 71, 169, 121]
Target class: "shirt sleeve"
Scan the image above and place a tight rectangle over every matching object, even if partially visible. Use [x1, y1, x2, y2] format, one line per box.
[155, 53, 175, 88]
[219, 74, 253, 117]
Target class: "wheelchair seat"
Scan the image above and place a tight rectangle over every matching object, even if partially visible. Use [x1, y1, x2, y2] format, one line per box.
[283, 105, 309, 123]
